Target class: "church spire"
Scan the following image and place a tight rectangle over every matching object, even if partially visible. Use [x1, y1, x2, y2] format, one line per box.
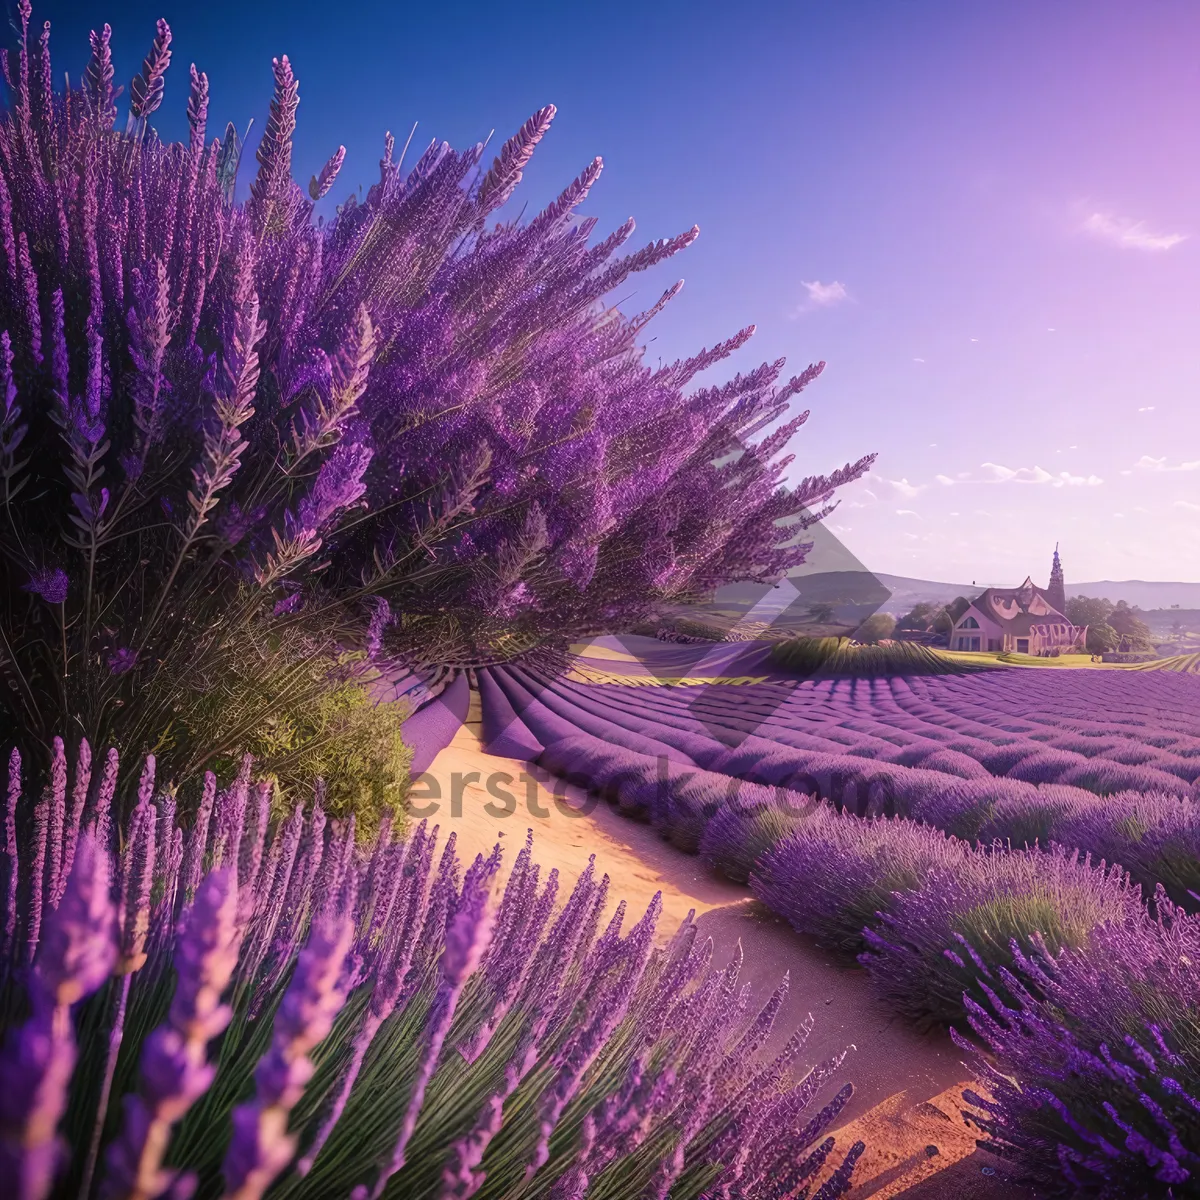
[1047, 543, 1066, 613]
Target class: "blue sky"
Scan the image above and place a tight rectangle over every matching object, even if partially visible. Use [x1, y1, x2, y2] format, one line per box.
[40, 0, 1200, 583]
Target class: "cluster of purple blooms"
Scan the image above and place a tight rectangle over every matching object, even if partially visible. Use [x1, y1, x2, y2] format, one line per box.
[0, 5, 871, 766]
[0, 737, 865, 1199]
[955, 904, 1200, 1197]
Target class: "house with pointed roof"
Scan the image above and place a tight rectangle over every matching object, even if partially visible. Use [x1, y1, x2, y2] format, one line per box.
[949, 550, 1086, 654]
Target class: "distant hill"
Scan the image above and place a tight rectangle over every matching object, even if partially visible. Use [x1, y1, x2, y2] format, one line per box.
[871, 574, 1200, 615]
[873, 573, 980, 614]
[1070, 581, 1200, 609]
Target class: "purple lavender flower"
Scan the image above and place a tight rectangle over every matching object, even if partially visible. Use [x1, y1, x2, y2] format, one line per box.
[3, 748, 19, 964]
[106, 647, 138, 676]
[45, 738, 66, 910]
[367, 887, 495, 1198]
[0, 835, 115, 1200]
[309, 145, 346, 201]
[956, 899, 1200, 1195]
[365, 596, 393, 661]
[222, 915, 354, 1199]
[57, 739, 92, 912]
[127, 18, 172, 124]
[102, 868, 241, 1200]
[22, 567, 68, 604]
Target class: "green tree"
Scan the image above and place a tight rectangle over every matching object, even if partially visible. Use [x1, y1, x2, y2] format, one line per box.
[897, 602, 939, 631]
[1085, 622, 1121, 655]
[1066, 596, 1114, 627]
[1108, 601, 1155, 648]
[855, 613, 897, 644]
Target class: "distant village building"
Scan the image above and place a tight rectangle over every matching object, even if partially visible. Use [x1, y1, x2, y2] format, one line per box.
[949, 550, 1085, 654]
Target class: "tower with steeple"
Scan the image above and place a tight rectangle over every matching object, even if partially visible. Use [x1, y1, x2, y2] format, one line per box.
[1047, 543, 1066, 614]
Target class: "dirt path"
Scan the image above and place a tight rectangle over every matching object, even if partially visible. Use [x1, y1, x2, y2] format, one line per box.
[413, 692, 1035, 1199]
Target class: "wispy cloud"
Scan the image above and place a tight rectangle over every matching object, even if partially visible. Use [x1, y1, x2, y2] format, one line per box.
[1134, 455, 1200, 472]
[1082, 211, 1187, 252]
[981, 463, 1103, 487]
[866, 473, 926, 499]
[1175, 500, 1200, 511]
[937, 463, 1102, 487]
[790, 280, 849, 316]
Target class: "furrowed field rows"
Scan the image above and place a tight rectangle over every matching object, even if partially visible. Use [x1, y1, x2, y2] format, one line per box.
[476, 664, 1200, 1028]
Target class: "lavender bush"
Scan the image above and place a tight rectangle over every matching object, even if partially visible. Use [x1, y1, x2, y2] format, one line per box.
[0, 740, 865, 1199]
[908, 777, 1039, 842]
[1051, 790, 1200, 910]
[0, 7, 870, 782]
[860, 844, 1143, 1028]
[955, 901, 1200, 1197]
[697, 799, 806, 883]
[750, 806, 967, 954]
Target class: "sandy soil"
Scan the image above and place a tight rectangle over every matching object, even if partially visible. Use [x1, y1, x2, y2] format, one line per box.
[411, 691, 1038, 1199]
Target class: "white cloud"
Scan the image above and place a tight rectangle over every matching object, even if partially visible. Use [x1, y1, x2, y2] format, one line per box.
[935, 474, 956, 486]
[1082, 211, 1187, 252]
[791, 280, 849, 316]
[1134, 455, 1200, 472]
[895, 509, 922, 519]
[1138, 406, 1156, 412]
[1175, 499, 1200, 511]
[866, 472, 926, 499]
[912, 357, 926, 363]
[979, 462, 1103, 487]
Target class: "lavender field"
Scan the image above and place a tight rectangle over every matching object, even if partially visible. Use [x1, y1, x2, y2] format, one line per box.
[0, 0, 1196, 1197]
[475, 660, 1200, 1193]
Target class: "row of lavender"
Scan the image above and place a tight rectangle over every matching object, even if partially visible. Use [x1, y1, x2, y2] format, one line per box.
[480, 665, 1200, 906]
[0, 739, 864, 1200]
[478, 665, 1200, 1193]
[521, 666, 1200, 797]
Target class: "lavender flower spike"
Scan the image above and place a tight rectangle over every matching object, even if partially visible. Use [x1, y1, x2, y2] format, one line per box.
[0, 835, 116, 1200]
[57, 738, 92, 910]
[81, 798, 158, 1198]
[102, 868, 241, 1200]
[45, 737, 66, 909]
[92, 747, 119, 854]
[3, 748, 18, 964]
[221, 915, 353, 1200]
[368, 886, 495, 1199]
[25, 796, 49, 965]
[309, 145, 345, 201]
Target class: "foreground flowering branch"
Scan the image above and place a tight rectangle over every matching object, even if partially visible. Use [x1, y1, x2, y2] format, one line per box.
[0, 740, 864, 1199]
[0, 6, 872, 777]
